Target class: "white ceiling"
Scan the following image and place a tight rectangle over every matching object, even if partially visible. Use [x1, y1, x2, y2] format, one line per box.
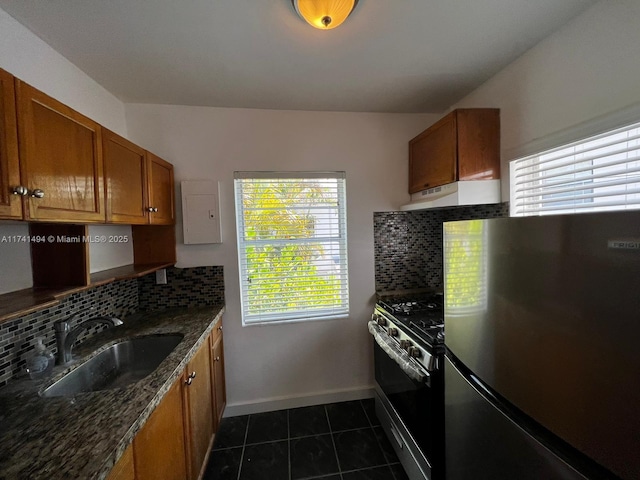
[0, 0, 597, 113]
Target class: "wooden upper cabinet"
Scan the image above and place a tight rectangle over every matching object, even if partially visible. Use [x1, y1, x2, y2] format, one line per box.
[409, 113, 457, 193]
[0, 69, 22, 220]
[16, 80, 105, 222]
[182, 339, 214, 480]
[103, 129, 148, 224]
[146, 152, 175, 225]
[409, 108, 500, 194]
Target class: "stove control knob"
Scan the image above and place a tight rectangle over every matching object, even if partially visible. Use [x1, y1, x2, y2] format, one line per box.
[408, 346, 421, 358]
[388, 327, 399, 337]
[399, 339, 411, 350]
[376, 316, 387, 327]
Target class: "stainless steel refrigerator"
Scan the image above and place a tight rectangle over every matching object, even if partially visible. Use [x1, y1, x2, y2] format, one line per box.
[443, 211, 640, 480]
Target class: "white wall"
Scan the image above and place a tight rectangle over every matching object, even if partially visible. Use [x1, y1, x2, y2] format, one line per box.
[0, 8, 127, 134]
[0, 7, 131, 293]
[450, 0, 640, 200]
[125, 104, 436, 413]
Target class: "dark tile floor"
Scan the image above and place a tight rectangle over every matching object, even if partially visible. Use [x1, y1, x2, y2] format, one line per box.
[203, 398, 410, 480]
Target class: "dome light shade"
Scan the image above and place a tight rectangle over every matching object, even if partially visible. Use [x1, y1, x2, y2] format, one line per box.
[292, 0, 358, 30]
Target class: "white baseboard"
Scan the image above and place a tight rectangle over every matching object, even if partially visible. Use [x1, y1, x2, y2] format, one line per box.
[223, 385, 376, 417]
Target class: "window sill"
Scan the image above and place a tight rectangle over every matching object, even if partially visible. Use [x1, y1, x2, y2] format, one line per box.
[242, 313, 349, 327]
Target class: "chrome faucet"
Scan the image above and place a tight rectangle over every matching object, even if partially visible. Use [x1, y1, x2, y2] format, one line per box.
[54, 312, 124, 365]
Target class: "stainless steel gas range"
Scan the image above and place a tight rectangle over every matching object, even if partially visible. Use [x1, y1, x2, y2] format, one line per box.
[369, 293, 445, 480]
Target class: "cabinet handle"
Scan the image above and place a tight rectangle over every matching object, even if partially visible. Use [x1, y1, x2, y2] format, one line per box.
[146, 207, 158, 213]
[30, 189, 45, 199]
[11, 186, 29, 196]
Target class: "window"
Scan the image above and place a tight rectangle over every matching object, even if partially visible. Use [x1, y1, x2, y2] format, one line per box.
[234, 172, 349, 325]
[510, 120, 640, 216]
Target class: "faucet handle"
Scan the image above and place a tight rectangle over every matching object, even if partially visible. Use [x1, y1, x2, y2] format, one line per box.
[110, 317, 124, 326]
[53, 319, 71, 332]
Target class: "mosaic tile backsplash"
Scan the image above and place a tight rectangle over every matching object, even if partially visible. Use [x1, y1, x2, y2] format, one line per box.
[0, 266, 225, 387]
[0, 280, 138, 387]
[138, 266, 225, 312]
[374, 203, 509, 292]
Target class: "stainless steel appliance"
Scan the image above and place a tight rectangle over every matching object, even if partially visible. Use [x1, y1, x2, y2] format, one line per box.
[369, 294, 445, 480]
[443, 211, 640, 480]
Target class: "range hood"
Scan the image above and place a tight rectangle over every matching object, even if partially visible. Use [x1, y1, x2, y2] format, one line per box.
[400, 179, 501, 211]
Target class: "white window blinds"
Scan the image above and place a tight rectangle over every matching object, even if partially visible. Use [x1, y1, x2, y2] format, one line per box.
[234, 172, 349, 325]
[510, 121, 640, 216]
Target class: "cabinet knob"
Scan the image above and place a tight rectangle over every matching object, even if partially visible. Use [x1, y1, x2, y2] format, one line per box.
[11, 186, 29, 196]
[30, 189, 45, 199]
[185, 371, 197, 385]
[218, 325, 223, 331]
[147, 207, 158, 213]
[215, 356, 221, 362]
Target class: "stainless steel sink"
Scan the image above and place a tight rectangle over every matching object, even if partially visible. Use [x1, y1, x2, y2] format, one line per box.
[41, 333, 183, 397]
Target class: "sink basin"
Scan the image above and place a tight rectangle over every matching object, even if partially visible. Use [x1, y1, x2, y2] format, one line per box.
[41, 333, 183, 397]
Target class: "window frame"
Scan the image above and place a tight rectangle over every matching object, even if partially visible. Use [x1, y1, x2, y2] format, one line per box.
[510, 118, 640, 217]
[234, 171, 349, 326]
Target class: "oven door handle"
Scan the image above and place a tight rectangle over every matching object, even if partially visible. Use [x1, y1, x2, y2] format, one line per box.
[368, 321, 430, 384]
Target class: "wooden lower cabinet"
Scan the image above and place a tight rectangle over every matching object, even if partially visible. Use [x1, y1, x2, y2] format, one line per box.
[133, 380, 188, 480]
[106, 443, 135, 480]
[110, 321, 226, 480]
[182, 339, 215, 480]
[211, 326, 226, 431]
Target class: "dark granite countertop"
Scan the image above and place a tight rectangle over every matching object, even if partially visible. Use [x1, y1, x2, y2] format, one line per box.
[0, 305, 224, 480]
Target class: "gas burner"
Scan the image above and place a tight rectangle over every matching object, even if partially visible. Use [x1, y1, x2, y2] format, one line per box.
[390, 301, 440, 315]
[376, 293, 445, 348]
[379, 294, 443, 317]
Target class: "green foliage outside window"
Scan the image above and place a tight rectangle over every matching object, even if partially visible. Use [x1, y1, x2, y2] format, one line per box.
[240, 179, 345, 318]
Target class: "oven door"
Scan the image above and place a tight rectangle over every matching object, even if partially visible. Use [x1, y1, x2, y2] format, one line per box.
[373, 340, 443, 474]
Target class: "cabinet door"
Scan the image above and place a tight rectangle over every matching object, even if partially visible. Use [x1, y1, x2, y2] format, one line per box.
[456, 109, 501, 181]
[146, 152, 174, 225]
[0, 69, 22, 219]
[211, 330, 226, 429]
[106, 443, 135, 480]
[409, 113, 457, 193]
[133, 380, 187, 480]
[103, 129, 148, 224]
[183, 340, 214, 480]
[16, 80, 105, 222]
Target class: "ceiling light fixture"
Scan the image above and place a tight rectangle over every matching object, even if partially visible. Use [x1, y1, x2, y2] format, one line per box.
[292, 0, 359, 30]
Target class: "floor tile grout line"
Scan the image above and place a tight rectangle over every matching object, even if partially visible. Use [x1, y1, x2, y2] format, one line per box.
[236, 414, 251, 480]
[288, 425, 369, 440]
[362, 398, 400, 480]
[293, 461, 402, 480]
[323, 405, 344, 480]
